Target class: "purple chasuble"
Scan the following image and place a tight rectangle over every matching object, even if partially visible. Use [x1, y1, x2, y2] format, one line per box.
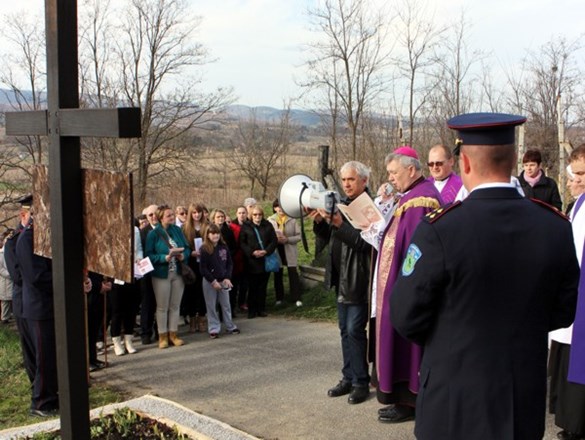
[376, 179, 442, 396]
[568, 193, 585, 384]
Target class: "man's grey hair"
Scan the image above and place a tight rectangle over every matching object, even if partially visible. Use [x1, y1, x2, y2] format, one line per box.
[384, 153, 422, 171]
[340, 161, 371, 180]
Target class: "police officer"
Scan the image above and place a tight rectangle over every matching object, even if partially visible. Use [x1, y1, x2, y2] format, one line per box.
[14, 195, 59, 417]
[390, 113, 579, 440]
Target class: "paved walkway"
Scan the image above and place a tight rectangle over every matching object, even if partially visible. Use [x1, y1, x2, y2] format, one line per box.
[88, 315, 562, 440]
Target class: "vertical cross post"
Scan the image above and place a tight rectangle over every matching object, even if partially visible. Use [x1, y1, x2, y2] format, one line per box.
[45, 1, 88, 438]
[6, 1, 141, 438]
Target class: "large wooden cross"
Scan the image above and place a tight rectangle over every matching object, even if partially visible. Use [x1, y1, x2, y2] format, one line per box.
[5, 1, 141, 439]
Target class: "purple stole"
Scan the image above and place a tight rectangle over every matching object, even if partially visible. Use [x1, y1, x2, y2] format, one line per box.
[428, 174, 462, 205]
[568, 194, 585, 384]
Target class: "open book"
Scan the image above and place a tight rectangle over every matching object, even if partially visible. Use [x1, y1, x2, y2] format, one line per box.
[337, 192, 384, 230]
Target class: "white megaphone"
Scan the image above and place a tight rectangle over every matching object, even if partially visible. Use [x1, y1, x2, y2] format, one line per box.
[277, 174, 340, 219]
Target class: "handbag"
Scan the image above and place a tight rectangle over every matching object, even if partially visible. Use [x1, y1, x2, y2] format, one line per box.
[253, 226, 281, 273]
[155, 228, 196, 285]
[179, 261, 196, 285]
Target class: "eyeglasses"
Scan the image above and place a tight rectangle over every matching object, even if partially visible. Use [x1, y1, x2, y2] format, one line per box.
[252, 213, 263, 217]
[178, 212, 186, 216]
[427, 161, 444, 167]
[147, 213, 156, 217]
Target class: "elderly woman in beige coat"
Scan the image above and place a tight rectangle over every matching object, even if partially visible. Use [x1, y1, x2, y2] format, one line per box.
[268, 199, 303, 307]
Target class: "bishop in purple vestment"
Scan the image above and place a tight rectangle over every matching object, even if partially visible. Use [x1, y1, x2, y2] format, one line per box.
[374, 147, 442, 423]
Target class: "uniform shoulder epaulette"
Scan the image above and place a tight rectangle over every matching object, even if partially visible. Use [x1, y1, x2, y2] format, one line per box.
[529, 198, 569, 221]
[424, 201, 462, 224]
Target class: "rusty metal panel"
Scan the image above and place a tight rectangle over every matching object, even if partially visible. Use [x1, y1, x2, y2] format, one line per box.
[33, 165, 134, 282]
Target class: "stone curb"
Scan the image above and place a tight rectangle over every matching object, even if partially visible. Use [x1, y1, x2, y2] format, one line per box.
[0, 395, 258, 440]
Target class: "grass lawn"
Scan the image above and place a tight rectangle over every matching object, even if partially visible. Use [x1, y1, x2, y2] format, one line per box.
[0, 323, 125, 431]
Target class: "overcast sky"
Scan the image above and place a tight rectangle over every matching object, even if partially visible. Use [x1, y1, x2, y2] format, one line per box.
[3, 0, 584, 108]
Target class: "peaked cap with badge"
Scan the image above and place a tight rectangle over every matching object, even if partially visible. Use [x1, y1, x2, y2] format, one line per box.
[448, 112, 526, 155]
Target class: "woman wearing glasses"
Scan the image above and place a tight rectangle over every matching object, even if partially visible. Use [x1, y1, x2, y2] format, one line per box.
[239, 205, 278, 319]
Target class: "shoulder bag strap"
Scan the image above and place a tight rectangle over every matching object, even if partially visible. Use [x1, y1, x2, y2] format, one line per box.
[252, 226, 265, 250]
[155, 227, 172, 250]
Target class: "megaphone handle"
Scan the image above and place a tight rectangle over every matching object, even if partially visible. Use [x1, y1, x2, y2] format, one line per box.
[299, 183, 310, 254]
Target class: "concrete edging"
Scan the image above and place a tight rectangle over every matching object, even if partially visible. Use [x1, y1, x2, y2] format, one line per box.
[0, 395, 258, 440]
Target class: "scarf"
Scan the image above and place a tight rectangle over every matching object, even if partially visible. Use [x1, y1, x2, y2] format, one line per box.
[523, 169, 542, 187]
[275, 214, 287, 231]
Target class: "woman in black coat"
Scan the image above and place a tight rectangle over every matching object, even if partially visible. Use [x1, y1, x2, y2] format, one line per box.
[239, 205, 278, 318]
[518, 149, 562, 210]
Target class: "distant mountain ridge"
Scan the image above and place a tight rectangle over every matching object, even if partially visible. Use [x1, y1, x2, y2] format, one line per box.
[224, 105, 322, 127]
[0, 88, 323, 127]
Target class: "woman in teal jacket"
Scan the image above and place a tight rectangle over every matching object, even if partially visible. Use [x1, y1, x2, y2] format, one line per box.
[146, 205, 190, 349]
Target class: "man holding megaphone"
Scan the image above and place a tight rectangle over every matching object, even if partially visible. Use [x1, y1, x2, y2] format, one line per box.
[308, 161, 373, 406]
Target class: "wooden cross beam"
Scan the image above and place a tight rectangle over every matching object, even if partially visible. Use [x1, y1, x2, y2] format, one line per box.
[5, 1, 141, 439]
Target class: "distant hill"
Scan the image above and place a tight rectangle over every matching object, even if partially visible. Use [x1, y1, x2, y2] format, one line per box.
[225, 105, 322, 127]
[0, 89, 38, 106]
[0, 88, 323, 127]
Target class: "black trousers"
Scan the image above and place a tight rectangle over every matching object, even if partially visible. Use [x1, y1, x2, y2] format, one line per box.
[28, 318, 59, 411]
[247, 272, 269, 315]
[87, 291, 104, 363]
[110, 282, 139, 337]
[274, 266, 301, 302]
[180, 264, 206, 318]
[140, 276, 157, 337]
[15, 315, 35, 383]
[233, 271, 249, 307]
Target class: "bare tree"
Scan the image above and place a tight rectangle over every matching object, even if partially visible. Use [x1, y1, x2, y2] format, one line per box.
[424, 11, 485, 146]
[76, 0, 234, 207]
[507, 36, 584, 177]
[392, 0, 446, 147]
[229, 107, 294, 200]
[0, 11, 47, 174]
[301, 0, 391, 160]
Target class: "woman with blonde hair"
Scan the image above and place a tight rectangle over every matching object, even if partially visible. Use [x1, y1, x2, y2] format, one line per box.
[239, 205, 278, 319]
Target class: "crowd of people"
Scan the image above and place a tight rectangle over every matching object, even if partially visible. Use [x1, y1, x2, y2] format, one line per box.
[1, 195, 304, 418]
[3, 111, 585, 440]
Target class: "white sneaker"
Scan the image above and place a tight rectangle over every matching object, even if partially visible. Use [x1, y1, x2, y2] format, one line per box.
[96, 341, 104, 350]
[296, 301, 303, 307]
[275, 301, 282, 306]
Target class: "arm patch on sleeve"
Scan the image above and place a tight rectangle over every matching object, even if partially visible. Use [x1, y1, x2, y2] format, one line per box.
[402, 243, 422, 276]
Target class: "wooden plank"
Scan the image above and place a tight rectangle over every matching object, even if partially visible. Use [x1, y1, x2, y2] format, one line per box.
[5, 110, 48, 136]
[59, 107, 141, 138]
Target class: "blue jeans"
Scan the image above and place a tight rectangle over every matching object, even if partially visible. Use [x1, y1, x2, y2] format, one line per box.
[337, 302, 369, 387]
